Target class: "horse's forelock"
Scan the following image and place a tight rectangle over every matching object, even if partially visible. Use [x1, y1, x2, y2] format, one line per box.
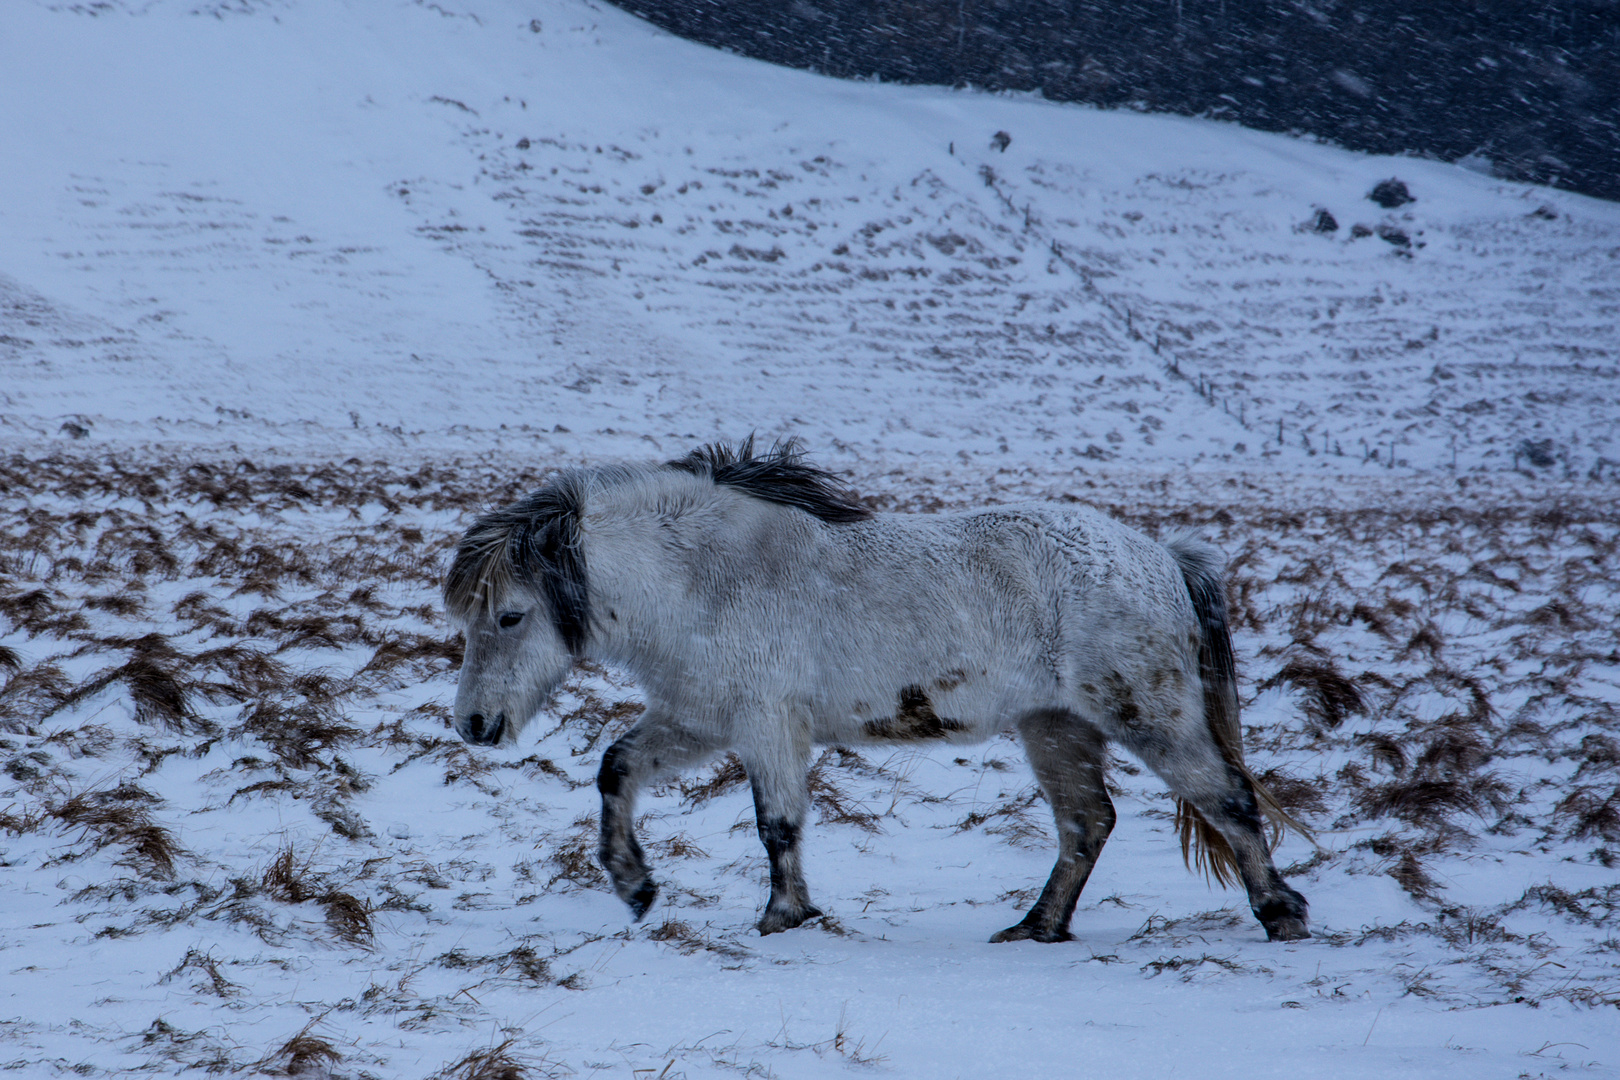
[444, 517, 520, 622]
[444, 475, 593, 653]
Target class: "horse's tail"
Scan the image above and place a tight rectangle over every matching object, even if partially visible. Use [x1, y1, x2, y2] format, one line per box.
[1165, 535, 1314, 886]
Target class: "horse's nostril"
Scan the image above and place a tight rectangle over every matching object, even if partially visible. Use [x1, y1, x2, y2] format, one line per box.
[463, 712, 504, 745]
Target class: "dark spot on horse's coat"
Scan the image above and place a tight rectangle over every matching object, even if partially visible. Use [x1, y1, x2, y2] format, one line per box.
[934, 668, 969, 692]
[1102, 673, 1139, 722]
[1080, 683, 1097, 695]
[863, 684, 967, 740]
[1099, 672, 1171, 753]
[900, 684, 933, 717]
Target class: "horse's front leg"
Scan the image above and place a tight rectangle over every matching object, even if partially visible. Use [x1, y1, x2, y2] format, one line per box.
[739, 716, 821, 935]
[597, 713, 717, 921]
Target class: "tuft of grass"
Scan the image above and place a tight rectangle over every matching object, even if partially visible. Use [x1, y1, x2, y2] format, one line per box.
[321, 891, 374, 945]
[0, 660, 73, 730]
[237, 701, 361, 770]
[427, 1039, 531, 1080]
[544, 816, 608, 891]
[248, 1020, 344, 1077]
[262, 845, 321, 903]
[499, 945, 553, 982]
[1555, 786, 1620, 843]
[260, 845, 374, 945]
[159, 948, 239, 997]
[1258, 657, 1364, 729]
[679, 752, 747, 805]
[807, 749, 883, 832]
[42, 638, 202, 733]
[646, 916, 754, 959]
[1389, 851, 1439, 900]
[1140, 952, 1246, 978]
[1356, 777, 1489, 828]
[0, 802, 46, 835]
[50, 786, 183, 879]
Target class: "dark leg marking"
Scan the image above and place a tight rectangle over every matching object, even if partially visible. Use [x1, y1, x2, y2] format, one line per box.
[596, 741, 631, 797]
[991, 798, 1115, 944]
[595, 720, 721, 922]
[1220, 777, 1264, 834]
[597, 738, 658, 919]
[753, 780, 822, 935]
[1198, 768, 1309, 941]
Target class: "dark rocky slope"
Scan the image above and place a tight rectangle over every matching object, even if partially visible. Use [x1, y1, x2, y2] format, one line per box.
[615, 0, 1619, 203]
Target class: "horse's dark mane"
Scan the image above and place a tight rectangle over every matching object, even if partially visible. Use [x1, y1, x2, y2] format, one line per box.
[666, 436, 871, 524]
[444, 472, 591, 653]
[445, 440, 863, 647]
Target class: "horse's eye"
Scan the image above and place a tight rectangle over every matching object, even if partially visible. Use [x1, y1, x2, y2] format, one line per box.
[498, 612, 524, 629]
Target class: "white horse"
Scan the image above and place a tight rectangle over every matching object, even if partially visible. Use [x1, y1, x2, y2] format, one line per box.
[445, 439, 1311, 942]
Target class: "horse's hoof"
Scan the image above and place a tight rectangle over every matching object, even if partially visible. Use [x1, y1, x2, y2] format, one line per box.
[756, 903, 822, 936]
[1264, 917, 1310, 942]
[626, 879, 659, 922]
[1258, 892, 1310, 941]
[989, 924, 1071, 944]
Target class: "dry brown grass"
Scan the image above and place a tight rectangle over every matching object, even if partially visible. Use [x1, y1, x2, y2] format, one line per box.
[427, 1039, 538, 1080]
[49, 784, 183, 879]
[158, 947, 239, 997]
[679, 751, 748, 805]
[2, 450, 1616, 1031]
[248, 1020, 344, 1077]
[259, 845, 375, 945]
[808, 749, 883, 832]
[544, 815, 609, 892]
[1257, 657, 1364, 731]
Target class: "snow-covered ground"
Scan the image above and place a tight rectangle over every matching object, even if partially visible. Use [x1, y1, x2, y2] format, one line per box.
[2, 1, 1617, 1077]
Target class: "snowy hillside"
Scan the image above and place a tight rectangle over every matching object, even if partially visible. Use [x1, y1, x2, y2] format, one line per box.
[3, 0, 1617, 475]
[1, 1, 1617, 1078]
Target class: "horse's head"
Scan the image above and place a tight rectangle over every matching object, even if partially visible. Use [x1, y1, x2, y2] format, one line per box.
[450, 585, 574, 745]
[444, 479, 590, 746]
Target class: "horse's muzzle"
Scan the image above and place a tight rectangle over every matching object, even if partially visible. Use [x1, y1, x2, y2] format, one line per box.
[463, 711, 506, 746]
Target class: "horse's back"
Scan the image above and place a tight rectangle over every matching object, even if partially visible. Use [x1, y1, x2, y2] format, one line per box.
[826, 501, 1200, 699]
[923, 503, 1207, 722]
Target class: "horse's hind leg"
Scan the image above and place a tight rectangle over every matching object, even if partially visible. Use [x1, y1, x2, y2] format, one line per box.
[992, 709, 1115, 944]
[1123, 724, 1310, 941]
[597, 713, 718, 920]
